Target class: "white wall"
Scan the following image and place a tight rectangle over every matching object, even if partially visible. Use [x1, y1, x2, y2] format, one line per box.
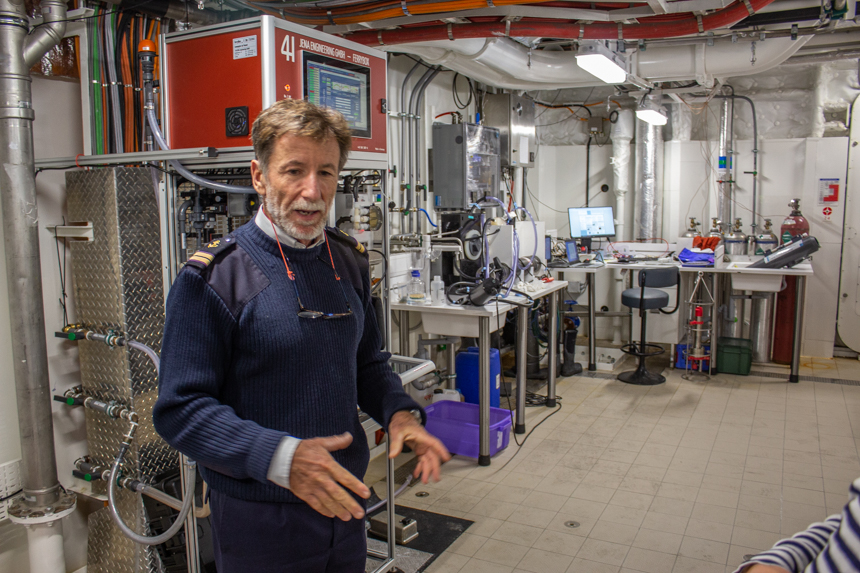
[0, 74, 89, 573]
[530, 136, 847, 357]
[532, 144, 631, 343]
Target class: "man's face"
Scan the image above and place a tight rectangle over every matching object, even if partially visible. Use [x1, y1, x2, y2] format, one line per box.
[251, 134, 340, 245]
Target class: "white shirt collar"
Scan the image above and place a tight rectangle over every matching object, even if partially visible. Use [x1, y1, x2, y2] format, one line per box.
[254, 208, 323, 249]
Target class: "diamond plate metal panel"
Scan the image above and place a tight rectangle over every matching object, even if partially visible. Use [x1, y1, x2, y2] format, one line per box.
[66, 167, 175, 573]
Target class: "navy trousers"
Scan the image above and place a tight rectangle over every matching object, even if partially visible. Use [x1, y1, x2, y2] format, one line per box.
[209, 489, 367, 573]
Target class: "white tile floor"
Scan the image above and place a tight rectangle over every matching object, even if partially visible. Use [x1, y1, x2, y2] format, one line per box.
[379, 357, 860, 573]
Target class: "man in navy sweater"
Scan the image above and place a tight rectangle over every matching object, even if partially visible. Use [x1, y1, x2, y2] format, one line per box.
[153, 99, 450, 572]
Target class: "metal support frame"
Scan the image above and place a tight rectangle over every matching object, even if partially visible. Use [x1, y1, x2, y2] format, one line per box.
[790, 276, 806, 383]
[587, 274, 597, 371]
[365, 438, 398, 572]
[515, 305, 528, 434]
[478, 316, 491, 466]
[547, 290, 559, 407]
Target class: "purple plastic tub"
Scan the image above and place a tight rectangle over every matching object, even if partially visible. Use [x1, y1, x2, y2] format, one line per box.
[424, 401, 512, 459]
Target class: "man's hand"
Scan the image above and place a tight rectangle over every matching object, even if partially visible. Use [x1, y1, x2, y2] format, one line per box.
[289, 433, 370, 521]
[744, 564, 791, 573]
[388, 410, 451, 484]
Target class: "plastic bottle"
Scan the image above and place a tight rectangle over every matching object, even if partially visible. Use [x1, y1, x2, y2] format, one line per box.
[407, 270, 426, 305]
[430, 276, 445, 305]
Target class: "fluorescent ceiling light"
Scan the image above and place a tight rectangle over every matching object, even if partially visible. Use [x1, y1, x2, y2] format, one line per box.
[636, 95, 668, 126]
[576, 43, 627, 84]
[635, 109, 668, 126]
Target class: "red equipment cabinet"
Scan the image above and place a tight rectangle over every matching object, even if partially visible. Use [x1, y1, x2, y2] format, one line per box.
[161, 16, 388, 168]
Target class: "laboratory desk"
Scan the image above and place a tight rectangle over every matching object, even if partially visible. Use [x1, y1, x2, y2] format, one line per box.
[548, 264, 611, 372]
[679, 263, 814, 383]
[392, 279, 568, 465]
[550, 261, 814, 384]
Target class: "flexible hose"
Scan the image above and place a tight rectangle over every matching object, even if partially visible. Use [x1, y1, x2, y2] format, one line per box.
[367, 475, 414, 514]
[145, 109, 256, 194]
[127, 340, 161, 372]
[419, 208, 438, 228]
[103, 336, 196, 545]
[108, 448, 196, 546]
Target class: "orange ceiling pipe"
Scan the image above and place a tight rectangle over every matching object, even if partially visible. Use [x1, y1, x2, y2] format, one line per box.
[281, 0, 564, 26]
[344, 0, 776, 44]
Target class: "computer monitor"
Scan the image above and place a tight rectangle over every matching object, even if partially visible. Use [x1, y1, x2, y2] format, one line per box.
[568, 206, 616, 240]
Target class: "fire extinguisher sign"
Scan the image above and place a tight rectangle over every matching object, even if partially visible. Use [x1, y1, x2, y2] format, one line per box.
[818, 178, 840, 204]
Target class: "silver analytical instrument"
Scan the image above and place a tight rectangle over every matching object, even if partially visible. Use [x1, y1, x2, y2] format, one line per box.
[432, 123, 501, 210]
[481, 93, 536, 168]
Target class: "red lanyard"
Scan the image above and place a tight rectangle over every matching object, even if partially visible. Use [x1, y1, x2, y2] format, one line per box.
[264, 209, 340, 282]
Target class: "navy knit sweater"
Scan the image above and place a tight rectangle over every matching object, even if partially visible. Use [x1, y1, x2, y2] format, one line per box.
[153, 221, 420, 503]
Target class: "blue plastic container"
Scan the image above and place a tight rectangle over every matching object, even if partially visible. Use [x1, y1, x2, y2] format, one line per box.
[424, 401, 511, 458]
[455, 347, 500, 408]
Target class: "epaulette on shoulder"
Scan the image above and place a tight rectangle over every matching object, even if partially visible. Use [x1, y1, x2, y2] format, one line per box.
[325, 227, 367, 257]
[185, 236, 238, 271]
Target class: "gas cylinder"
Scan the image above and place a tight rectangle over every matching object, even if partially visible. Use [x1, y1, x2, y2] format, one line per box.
[754, 219, 779, 255]
[724, 219, 748, 255]
[683, 218, 701, 238]
[708, 218, 723, 238]
[773, 199, 809, 364]
[780, 198, 810, 243]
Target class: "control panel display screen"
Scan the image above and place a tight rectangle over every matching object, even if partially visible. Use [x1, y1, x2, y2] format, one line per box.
[304, 53, 370, 138]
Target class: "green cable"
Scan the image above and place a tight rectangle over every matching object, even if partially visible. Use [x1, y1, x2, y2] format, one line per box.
[94, 7, 103, 155]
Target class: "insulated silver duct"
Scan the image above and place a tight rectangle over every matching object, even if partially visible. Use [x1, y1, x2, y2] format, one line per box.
[0, 0, 73, 569]
[634, 100, 664, 241]
[23, 0, 67, 67]
[718, 96, 733, 226]
[611, 109, 634, 242]
[0, 0, 66, 504]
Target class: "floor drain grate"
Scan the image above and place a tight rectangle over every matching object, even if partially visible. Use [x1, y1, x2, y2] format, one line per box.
[564, 521, 580, 528]
[415, 491, 429, 498]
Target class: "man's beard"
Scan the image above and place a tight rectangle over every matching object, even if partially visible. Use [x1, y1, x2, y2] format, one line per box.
[263, 189, 328, 243]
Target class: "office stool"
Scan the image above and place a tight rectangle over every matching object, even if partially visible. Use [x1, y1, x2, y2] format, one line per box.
[619, 267, 679, 386]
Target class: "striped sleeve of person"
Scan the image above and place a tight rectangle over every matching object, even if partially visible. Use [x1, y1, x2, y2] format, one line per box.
[732, 477, 860, 573]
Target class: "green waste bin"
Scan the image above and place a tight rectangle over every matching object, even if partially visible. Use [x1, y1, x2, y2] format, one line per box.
[717, 337, 752, 375]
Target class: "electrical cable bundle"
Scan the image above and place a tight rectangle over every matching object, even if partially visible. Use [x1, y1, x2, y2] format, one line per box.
[88, 7, 160, 155]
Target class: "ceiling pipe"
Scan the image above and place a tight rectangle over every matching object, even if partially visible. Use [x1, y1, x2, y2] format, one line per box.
[346, 0, 777, 45]
[387, 34, 808, 90]
[102, 0, 223, 26]
[0, 0, 77, 571]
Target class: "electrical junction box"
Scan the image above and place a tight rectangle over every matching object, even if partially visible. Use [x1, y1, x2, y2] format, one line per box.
[162, 16, 388, 169]
[588, 116, 605, 136]
[482, 93, 536, 168]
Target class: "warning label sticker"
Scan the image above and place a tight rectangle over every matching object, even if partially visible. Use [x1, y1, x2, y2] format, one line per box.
[818, 178, 840, 204]
[233, 35, 258, 60]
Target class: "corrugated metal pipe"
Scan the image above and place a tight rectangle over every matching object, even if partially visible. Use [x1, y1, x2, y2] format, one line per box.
[0, 0, 76, 570]
[633, 96, 664, 241]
